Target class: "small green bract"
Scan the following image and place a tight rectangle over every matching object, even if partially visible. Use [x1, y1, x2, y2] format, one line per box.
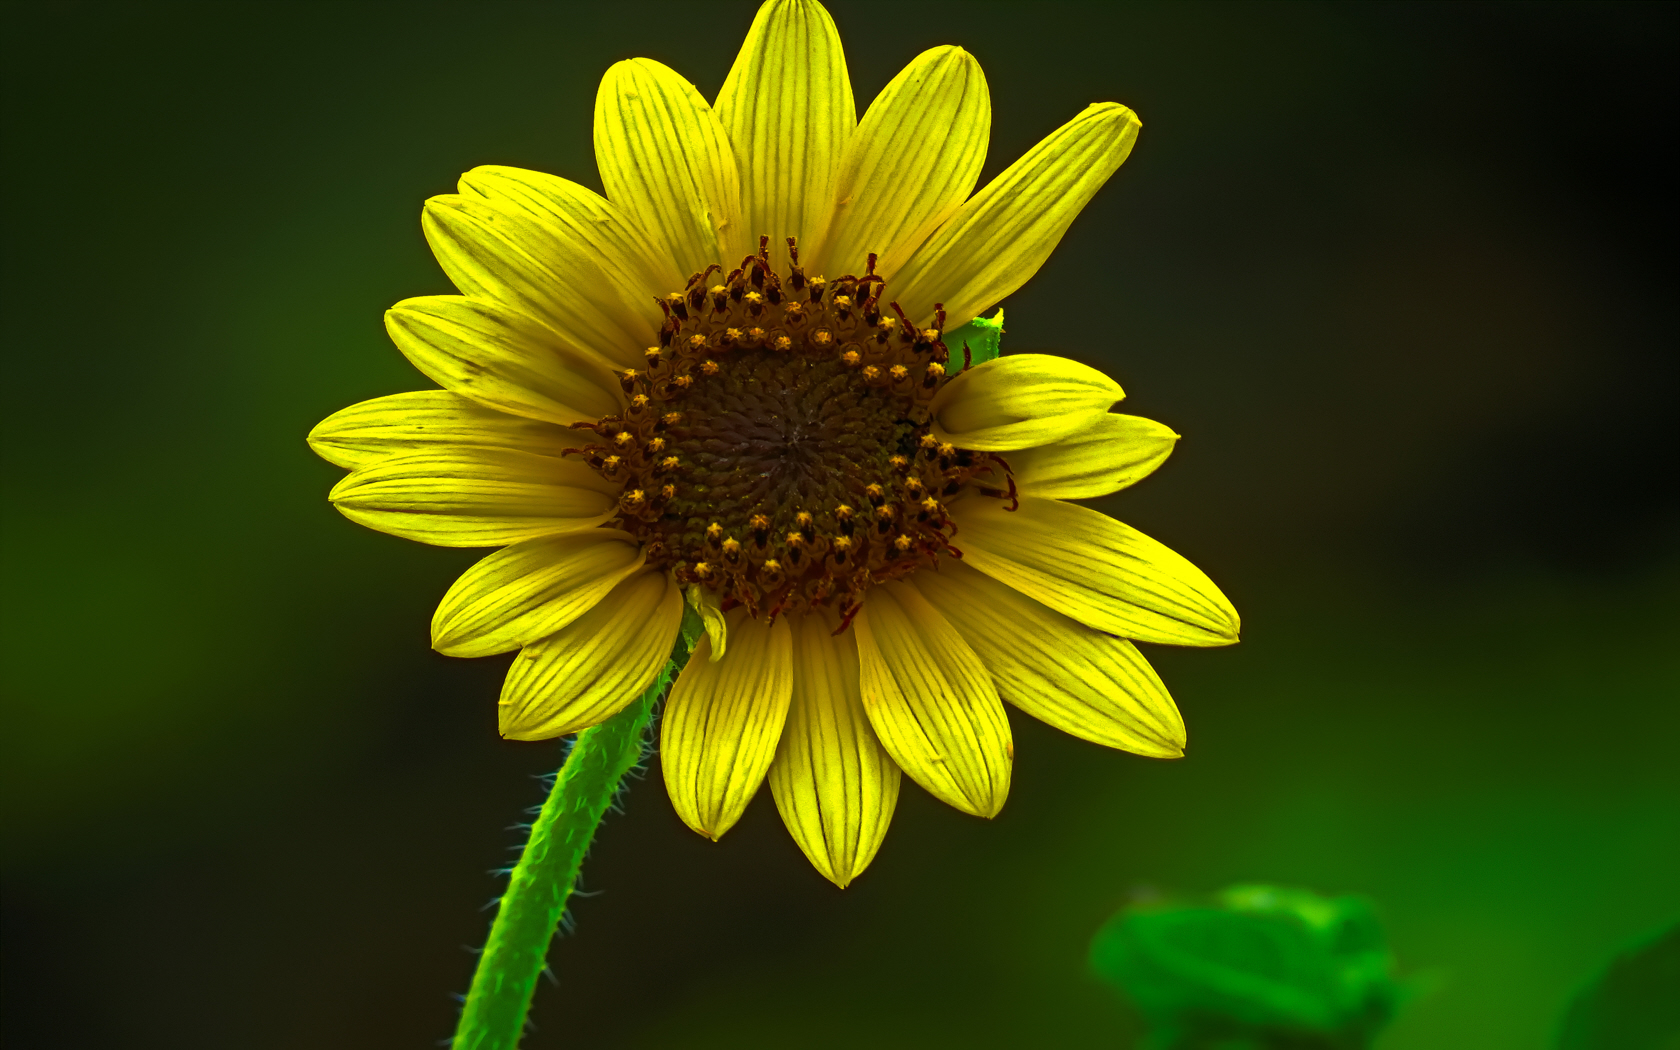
[943, 307, 1004, 371]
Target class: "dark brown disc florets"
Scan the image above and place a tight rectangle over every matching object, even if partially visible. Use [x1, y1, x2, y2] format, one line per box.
[568, 236, 1010, 626]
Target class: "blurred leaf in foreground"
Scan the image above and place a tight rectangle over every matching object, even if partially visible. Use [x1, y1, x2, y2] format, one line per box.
[1089, 884, 1407, 1049]
[1556, 920, 1680, 1050]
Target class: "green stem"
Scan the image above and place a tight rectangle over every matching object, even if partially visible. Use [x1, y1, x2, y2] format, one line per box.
[452, 640, 688, 1049]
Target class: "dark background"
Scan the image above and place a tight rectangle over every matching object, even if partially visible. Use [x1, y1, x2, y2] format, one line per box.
[3, 1, 1676, 1047]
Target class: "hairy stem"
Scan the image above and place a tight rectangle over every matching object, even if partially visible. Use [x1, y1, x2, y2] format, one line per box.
[452, 640, 687, 1049]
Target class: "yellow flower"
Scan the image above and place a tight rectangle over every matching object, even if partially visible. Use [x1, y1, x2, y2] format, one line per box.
[309, 0, 1238, 888]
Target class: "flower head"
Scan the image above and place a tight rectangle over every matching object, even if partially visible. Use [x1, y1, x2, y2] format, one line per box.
[309, 0, 1238, 887]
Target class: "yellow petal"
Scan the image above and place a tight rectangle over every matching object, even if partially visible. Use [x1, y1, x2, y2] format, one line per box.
[950, 495, 1240, 646]
[421, 194, 656, 368]
[327, 447, 617, 548]
[498, 569, 682, 740]
[853, 580, 1012, 817]
[385, 296, 624, 427]
[430, 530, 646, 658]
[714, 0, 855, 275]
[458, 164, 685, 322]
[816, 46, 989, 280]
[891, 103, 1141, 328]
[768, 612, 900, 887]
[1007, 413, 1179, 499]
[662, 609, 793, 839]
[684, 584, 729, 662]
[594, 58, 746, 280]
[911, 560, 1185, 757]
[307, 390, 584, 471]
[930, 354, 1124, 451]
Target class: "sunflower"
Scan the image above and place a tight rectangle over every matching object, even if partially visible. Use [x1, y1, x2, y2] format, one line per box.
[309, 0, 1238, 887]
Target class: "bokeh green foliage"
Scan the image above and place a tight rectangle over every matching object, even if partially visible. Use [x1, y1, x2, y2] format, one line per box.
[1091, 886, 1405, 1049]
[1556, 922, 1680, 1050]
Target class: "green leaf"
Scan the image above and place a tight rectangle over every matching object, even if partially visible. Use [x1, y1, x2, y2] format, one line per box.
[1556, 921, 1680, 1050]
[1089, 885, 1406, 1049]
[943, 307, 1004, 371]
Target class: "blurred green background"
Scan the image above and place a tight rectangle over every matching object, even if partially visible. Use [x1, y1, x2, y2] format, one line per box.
[2, 2, 1675, 1047]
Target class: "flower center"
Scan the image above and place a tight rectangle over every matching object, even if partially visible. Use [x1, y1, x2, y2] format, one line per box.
[570, 237, 1008, 624]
